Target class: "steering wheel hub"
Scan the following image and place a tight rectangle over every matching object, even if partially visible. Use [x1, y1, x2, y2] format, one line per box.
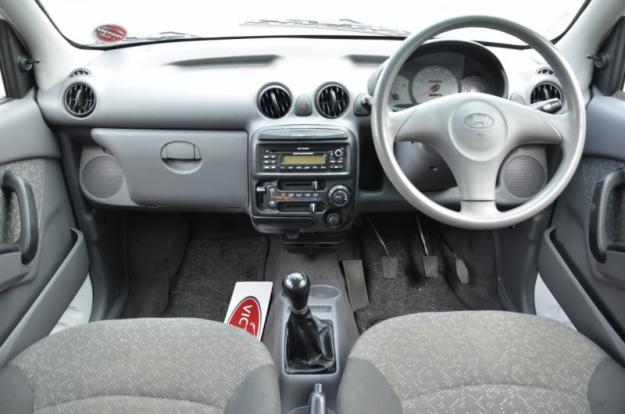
[450, 100, 507, 161]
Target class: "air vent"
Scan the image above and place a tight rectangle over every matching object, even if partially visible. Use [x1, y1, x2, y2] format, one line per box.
[64, 82, 96, 117]
[316, 84, 349, 118]
[258, 85, 291, 118]
[530, 82, 562, 104]
[537, 67, 555, 75]
[69, 68, 91, 77]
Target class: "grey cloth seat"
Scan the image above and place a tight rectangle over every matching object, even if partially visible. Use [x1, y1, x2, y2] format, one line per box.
[0, 318, 280, 414]
[338, 311, 625, 414]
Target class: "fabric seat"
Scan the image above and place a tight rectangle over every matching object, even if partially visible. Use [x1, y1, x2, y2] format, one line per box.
[338, 311, 625, 414]
[0, 318, 280, 414]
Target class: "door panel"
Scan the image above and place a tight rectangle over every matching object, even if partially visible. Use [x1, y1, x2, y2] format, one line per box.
[0, 96, 88, 364]
[538, 94, 625, 363]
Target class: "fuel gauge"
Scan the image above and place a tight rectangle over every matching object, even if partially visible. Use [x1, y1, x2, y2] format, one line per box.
[461, 76, 488, 94]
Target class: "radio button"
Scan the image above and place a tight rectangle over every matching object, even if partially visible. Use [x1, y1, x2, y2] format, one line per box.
[334, 148, 344, 158]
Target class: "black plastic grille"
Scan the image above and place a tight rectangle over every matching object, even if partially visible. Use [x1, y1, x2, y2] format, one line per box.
[316, 84, 349, 118]
[64, 83, 96, 117]
[530, 82, 562, 104]
[258, 85, 291, 118]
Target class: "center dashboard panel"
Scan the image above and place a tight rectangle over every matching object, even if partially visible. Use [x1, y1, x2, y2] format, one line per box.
[251, 127, 357, 233]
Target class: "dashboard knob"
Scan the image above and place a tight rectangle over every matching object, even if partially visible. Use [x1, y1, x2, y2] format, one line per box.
[328, 185, 351, 207]
[325, 212, 342, 228]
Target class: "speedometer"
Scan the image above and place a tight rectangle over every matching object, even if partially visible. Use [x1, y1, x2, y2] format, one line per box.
[412, 66, 459, 104]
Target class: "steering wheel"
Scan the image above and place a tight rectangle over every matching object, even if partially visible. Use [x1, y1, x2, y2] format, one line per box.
[371, 16, 585, 229]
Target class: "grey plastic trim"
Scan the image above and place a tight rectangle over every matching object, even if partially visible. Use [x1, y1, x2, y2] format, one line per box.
[0, 94, 60, 164]
[538, 228, 625, 365]
[0, 229, 88, 366]
[91, 129, 248, 209]
[585, 94, 625, 159]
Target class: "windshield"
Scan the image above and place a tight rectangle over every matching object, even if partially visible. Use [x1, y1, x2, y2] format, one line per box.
[38, 0, 587, 47]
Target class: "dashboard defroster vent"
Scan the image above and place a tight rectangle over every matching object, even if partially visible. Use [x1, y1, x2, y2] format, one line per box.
[536, 67, 554, 75]
[530, 82, 562, 104]
[316, 84, 349, 118]
[69, 68, 91, 77]
[258, 85, 291, 118]
[64, 82, 96, 117]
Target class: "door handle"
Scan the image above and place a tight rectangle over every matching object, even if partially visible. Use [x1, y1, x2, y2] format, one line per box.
[589, 168, 625, 287]
[1, 170, 38, 263]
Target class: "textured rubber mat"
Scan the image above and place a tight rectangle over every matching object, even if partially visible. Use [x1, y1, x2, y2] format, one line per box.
[356, 221, 467, 331]
[164, 236, 269, 321]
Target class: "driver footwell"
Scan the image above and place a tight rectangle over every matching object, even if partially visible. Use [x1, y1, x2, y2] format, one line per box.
[355, 214, 501, 331]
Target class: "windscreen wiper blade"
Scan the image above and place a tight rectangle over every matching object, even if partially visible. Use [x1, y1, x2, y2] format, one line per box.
[242, 19, 409, 37]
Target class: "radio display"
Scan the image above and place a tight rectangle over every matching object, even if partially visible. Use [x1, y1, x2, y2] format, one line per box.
[281, 154, 326, 165]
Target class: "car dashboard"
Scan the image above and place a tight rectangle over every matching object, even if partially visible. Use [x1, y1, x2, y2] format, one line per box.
[37, 37, 561, 234]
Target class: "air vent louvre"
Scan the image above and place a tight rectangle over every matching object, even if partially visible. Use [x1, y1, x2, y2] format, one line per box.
[316, 84, 349, 118]
[537, 67, 554, 75]
[64, 82, 96, 117]
[530, 82, 562, 104]
[258, 85, 291, 118]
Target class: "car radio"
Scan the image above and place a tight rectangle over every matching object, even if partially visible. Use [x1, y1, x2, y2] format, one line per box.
[260, 145, 346, 172]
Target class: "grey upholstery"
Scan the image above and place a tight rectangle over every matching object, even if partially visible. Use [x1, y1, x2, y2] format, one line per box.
[0, 318, 280, 414]
[338, 311, 625, 414]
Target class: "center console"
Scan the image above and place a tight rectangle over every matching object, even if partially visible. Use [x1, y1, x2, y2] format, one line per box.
[250, 126, 358, 234]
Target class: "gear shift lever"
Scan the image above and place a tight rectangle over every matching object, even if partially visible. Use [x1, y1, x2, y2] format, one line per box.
[282, 272, 336, 374]
[283, 272, 310, 313]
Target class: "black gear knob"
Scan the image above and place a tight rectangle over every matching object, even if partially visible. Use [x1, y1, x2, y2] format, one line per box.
[283, 272, 310, 313]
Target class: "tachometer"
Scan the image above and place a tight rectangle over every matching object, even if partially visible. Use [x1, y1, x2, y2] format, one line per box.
[412, 66, 459, 104]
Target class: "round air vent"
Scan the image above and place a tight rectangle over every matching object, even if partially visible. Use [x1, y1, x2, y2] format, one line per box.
[69, 68, 91, 77]
[64, 82, 96, 117]
[316, 83, 349, 118]
[258, 85, 291, 119]
[530, 82, 562, 104]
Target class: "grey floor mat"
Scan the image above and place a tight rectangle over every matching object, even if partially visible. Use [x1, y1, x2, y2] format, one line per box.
[356, 220, 468, 331]
[164, 236, 269, 321]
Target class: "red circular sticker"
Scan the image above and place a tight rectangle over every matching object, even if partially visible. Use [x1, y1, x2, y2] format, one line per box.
[93, 24, 127, 43]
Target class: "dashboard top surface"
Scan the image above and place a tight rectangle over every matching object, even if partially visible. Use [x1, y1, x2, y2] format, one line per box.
[37, 37, 559, 131]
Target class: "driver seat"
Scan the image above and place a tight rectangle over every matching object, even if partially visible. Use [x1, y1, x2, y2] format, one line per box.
[338, 311, 625, 414]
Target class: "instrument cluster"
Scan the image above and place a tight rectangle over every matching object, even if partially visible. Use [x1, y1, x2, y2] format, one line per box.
[389, 41, 507, 110]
